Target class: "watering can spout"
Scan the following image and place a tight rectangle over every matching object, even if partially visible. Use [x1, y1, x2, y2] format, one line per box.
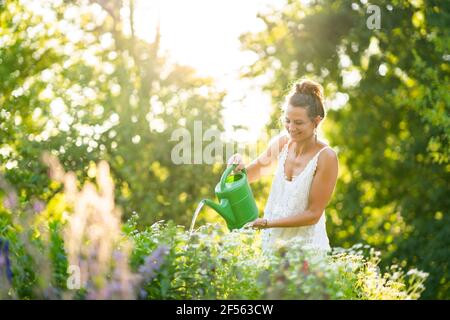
[202, 198, 236, 229]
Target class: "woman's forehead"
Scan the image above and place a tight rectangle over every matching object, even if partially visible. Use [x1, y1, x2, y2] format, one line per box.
[284, 105, 309, 119]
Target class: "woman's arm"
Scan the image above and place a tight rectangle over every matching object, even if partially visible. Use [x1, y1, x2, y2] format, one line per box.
[254, 148, 339, 228]
[230, 134, 288, 184]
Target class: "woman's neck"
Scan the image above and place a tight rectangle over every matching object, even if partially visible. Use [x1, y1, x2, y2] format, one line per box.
[291, 136, 316, 157]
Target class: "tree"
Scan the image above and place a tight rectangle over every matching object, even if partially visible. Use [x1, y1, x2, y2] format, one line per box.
[0, 0, 227, 227]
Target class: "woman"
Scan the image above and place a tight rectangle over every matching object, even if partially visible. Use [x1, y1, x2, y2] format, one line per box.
[227, 79, 338, 253]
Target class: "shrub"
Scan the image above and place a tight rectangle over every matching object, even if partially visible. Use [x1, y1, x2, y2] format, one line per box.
[0, 156, 428, 300]
[127, 221, 428, 300]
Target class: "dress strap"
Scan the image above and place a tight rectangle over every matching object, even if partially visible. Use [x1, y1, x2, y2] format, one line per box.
[314, 146, 330, 160]
[279, 138, 291, 160]
[310, 146, 331, 176]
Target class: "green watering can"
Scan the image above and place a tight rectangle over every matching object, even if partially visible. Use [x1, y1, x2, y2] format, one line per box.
[202, 164, 259, 230]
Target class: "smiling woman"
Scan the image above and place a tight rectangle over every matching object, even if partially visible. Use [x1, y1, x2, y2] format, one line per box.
[283, 80, 325, 147]
[227, 79, 339, 253]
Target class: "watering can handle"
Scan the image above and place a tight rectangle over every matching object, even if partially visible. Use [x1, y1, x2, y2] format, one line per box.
[220, 164, 247, 190]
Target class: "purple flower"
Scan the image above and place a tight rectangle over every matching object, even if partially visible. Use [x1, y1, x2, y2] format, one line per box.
[112, 250, 125, 261]
[139, 289, 148, 299]
[32, 200, 45, 213]
[3, 192, 17, 210]
[138, 245, 169, 281]
[0, 238, 13, 283]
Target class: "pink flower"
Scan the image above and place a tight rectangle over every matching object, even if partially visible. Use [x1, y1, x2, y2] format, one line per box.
[302, 260, 309, 274]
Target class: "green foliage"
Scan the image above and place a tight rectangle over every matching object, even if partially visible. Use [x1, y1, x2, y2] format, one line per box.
[0, 0, 225, 229]
[1, 211, 427, 299]
[126, 220, 426, 300]
[0, 206, 68, 299]
[0, 157, 427, 300]
[127, 221, 265, 299]
[48, 220, 69, 292]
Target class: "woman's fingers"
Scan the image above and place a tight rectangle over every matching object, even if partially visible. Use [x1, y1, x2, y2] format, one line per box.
[227, 154, 239, 165]
[233, 163, 243, 172]
[242, 221, 254, 229]
[227, 154, 244, 172]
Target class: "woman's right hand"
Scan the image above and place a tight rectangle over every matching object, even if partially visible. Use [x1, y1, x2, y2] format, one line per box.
[227, 153, 245, 172]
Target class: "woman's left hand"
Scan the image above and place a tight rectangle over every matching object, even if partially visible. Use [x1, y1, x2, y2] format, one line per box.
[249, 218, 269, 229]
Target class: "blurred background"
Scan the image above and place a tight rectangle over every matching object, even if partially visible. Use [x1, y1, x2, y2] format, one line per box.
[0, 0, 448, 299]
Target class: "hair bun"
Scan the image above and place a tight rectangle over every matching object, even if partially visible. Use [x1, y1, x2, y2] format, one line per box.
[295, 80, 323, 102]
[286, 78, 326, 119]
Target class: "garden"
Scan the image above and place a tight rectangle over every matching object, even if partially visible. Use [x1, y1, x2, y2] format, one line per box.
[1, 0, 448, 299]
[0, 155, 427, 299]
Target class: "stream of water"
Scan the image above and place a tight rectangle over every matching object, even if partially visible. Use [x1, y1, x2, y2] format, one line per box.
[189, 200, 205, 236]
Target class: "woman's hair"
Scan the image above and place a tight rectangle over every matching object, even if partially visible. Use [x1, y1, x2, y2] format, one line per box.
[284, 79, 325, 120]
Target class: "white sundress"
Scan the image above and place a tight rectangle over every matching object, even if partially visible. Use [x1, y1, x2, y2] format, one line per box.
[261, 141, 332, 254]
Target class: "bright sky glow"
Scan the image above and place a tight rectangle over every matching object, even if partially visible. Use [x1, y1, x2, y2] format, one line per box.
[133, 0, 286, 142]
[24, 0, 349, 144]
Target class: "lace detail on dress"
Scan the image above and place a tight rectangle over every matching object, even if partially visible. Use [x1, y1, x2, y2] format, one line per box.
[261, 141, 332, 253]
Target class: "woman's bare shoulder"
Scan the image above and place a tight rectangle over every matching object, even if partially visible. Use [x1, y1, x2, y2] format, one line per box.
[271, 133, 289, 152]
[262, 133, 289, 160]
[317, 144, 338, 165]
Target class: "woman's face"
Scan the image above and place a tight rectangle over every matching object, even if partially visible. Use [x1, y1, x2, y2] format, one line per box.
[284, 104, 317, 141]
